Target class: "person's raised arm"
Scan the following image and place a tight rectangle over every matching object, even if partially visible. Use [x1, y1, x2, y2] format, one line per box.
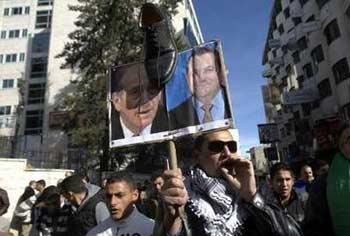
[160, 168, 188, 236]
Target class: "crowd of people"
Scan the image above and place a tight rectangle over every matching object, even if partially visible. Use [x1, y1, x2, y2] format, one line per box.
[0, 122, 349, 236]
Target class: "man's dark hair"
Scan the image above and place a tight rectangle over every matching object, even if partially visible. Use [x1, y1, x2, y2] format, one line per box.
[190, 45, 223, 79]
[194, 134, 206, 151]
[60, 175, 86, 194]
[106, 171, 136, 190]
[76, 171, 90, 183]
[110, 62, 148, 93]
[36, 179, 46, 188]
[193, 130, 232, 151]
[150, 170, 163, 182]
[270, 162, 295, 179]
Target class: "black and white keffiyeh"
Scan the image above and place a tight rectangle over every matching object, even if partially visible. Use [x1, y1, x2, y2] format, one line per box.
[185, 167, 246, 236]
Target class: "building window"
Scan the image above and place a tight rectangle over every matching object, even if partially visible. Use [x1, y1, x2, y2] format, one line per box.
[275, 66, 280, 74]
[22, 29, 28, 37]
[38, 0, 54, 6]
[311, 45, 324, 65]
[284, 7, 290, 19]
[27, 83, 46, 104]
[0, 55, 3, 63]
[19, 53, 25, 62]
[299, 0, 309, 7]
[5, 54, 17, 63]
[292, 51, 300, 63]
[0, 106, 11, 115]
[285, 64, 292, 75]
[297, 75, 305, 88]
[25, 110, 43, 135]
[9, 30, 20, 38]
[12, 7, 23, 15]
[332, 58, 350, 84]
[272, 49, 277, 58]
[293, 17, 302, 26]
[282, 76, 288, 86]
[306, 15, 315, 22]
[316, 0, 330, 10]
[3, 8, 9, 16]
[324, 19, 341, 45]
[1, 31, 6, 39]
[35, 10, 52, 29]
[297, 37, 308, 51]
[25, 6, 30, 14]
[303, 63, 313, 78]
[2, 79, 14, 89]
[278, 24, 285, 34]
[32, 33, 50, 53]
[317, 79, 332, 99]
[30, 57, 48, 78]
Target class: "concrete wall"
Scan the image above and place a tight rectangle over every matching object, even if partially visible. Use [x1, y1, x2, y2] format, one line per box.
[0, 158, 72, 230]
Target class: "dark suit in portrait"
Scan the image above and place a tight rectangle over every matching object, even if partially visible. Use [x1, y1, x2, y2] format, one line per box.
[111, 104, 169, 140]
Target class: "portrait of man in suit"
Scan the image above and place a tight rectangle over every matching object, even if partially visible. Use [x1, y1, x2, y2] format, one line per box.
[169, 46, 232, 130]
[110, 62, 168, 141]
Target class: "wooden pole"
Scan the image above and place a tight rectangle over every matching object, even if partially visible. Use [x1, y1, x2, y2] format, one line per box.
[168, 140, 177, 170]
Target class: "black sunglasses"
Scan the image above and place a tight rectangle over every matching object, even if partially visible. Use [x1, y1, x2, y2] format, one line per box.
[207, 140, 237, 153]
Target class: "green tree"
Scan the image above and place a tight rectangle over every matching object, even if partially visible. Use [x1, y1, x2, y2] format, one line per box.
[58, 0, 182, 170]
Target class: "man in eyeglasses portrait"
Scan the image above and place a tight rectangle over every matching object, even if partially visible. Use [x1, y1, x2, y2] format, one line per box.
[156, 129, 303, 236]
[110, 62, 168, 140]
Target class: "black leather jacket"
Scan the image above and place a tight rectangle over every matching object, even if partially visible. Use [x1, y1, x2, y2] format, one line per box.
[263, 189, 305, 225]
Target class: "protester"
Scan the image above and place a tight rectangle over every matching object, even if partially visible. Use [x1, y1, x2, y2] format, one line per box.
[294, 164, 313, 204]
[87, 172, 154, 236]
[156, 129, 303, 236]
[302, 121, 350, 236]
[17, 182, 36, 206]
[265, 163, 304, 224]
[14, 179, 46, 236]
[30, 186, 71, 236]
[35, 180, 46, 194]
[0, 187, 10, 233]
[9, 182, 37, 236]
[0, 187, 9, 217]
[313, 160, 329, 177]
[59, 175, 109, 236]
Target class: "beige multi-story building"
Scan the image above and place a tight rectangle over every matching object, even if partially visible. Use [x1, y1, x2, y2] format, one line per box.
[0, 0, 203, 167]
[262, 0, 350, 162]
[249, 145, 269, 176]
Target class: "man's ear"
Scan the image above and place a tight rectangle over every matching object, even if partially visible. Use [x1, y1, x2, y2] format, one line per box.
[132, 189, 139, 202]
[112, 92, 121, 111]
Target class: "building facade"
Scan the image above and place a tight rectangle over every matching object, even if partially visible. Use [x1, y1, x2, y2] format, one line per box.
[249, 145, 269, 177]
[0, 0, 203, 168]
[262, 0, 350, 162]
